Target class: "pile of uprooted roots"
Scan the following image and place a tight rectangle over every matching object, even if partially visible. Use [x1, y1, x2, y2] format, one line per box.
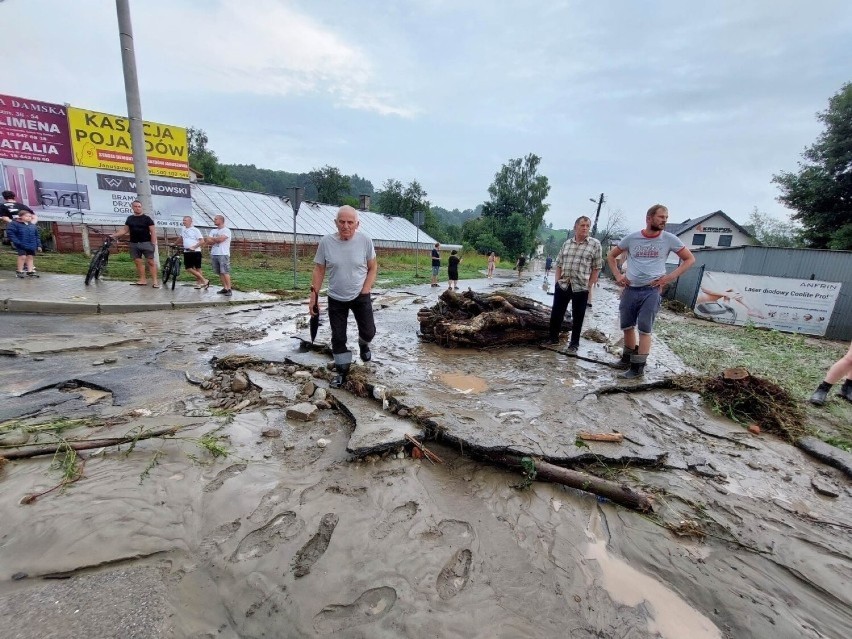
[417, 289, 570, 347]
[672, 368, 807, 442]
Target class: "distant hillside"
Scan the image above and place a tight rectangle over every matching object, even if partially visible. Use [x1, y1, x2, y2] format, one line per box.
[222, 164, 374, 201]
[432, 205, 482, 227]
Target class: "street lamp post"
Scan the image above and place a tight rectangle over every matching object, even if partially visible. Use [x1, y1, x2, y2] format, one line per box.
[287, 187, 303, 288]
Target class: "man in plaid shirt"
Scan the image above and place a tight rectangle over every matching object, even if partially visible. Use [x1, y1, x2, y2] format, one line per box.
[546, 216, 602, 352]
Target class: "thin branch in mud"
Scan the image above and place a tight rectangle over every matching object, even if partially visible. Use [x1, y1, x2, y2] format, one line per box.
[405, 434, 443, 464]
[20, 450, 87, 505]
[0, 427, 182, 461]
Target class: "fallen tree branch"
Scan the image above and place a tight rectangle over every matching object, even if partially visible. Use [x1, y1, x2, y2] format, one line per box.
[0, 427, 181, 461]
[485, 452, 655, 513]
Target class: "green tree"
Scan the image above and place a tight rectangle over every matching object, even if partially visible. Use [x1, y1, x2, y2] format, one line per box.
[746, 207, 802, 247]
[375, 179, 436, 231]
[482, 153, 550, 255]
[772, 83, 852, 250]
[308, 165, 351, 205]
[187, 127, 241, 188]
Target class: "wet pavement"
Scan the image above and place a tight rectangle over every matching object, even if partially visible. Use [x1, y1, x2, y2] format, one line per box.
[0, 265, 850, 639]
[0, 270, 275, 314]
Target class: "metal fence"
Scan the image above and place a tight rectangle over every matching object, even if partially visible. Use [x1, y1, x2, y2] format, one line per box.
[665, 246, 852, 340]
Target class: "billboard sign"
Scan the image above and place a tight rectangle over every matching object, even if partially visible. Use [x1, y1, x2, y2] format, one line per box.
[0, 94, 73, 165]
[693, 271, 841, 336]
[67, 106, 189, 179]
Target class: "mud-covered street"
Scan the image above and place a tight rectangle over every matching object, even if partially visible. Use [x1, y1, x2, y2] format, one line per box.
[0, 270, 850, 639]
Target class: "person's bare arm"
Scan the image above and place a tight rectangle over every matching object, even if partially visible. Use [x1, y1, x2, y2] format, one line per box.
[607, 246, 629, 287]
[111, 225, 130, 240]
[148, 224, 157, 246]
[362, 257, 378, 294]
[650, 247, 695, 288]
[309, 264, 326, 315]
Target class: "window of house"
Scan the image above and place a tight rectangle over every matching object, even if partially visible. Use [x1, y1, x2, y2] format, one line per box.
[718, 235, 732, 247]
[692, 234, 706, 246]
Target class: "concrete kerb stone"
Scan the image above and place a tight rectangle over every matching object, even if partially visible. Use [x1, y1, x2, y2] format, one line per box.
[6, 299, 93, 314]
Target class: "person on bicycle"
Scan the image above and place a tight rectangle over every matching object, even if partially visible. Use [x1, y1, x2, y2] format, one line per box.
[179, 215, 209, 289]
[111, 200, 159, 287]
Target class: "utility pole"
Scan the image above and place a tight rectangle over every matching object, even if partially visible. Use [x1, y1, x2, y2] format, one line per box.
[115, 0, 156, 264]
[590, 193, 605, 238]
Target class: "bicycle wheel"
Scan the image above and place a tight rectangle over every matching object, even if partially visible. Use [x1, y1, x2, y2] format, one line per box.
[161, 260, 173, 286]
[169, 258, 181, 290]
[85, 251, 102, 285]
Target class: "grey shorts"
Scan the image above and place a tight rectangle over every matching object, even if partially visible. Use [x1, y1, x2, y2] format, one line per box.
[619, 286, 661, 334]
[211, 254, 230, 275]
[129, 242, 155, 259]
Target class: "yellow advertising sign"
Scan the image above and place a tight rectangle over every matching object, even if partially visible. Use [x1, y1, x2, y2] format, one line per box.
[67, 107, 188, 179]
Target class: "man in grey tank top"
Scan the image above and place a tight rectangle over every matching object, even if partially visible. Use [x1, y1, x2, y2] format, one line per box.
[606, 204, 695, 378]
[309, 206, 378, 387]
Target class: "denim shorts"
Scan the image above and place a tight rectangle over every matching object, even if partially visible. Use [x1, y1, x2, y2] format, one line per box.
[211, 254, 230, 274]
[619, 285, 661, 334]
[432, 265, 439, 276]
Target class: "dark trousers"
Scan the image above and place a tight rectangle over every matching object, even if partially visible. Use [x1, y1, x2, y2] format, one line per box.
[548, 284, 589, 346]
[328, 293, 376, 355]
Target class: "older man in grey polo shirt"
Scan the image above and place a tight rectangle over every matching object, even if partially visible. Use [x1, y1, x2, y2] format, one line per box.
[309, 205, 378, 388]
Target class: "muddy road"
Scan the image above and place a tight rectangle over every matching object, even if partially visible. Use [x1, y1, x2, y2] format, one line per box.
[0, 272, 849, 638]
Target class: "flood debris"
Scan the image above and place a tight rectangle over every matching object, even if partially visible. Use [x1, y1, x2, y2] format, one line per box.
[417, 289, 570, 347]
[485, 452, 655, 513]
[0, 426, 181, 461]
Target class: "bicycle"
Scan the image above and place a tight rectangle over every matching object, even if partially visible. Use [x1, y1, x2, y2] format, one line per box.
[161, 244, 182, 290]
[85, 237, 115, 285]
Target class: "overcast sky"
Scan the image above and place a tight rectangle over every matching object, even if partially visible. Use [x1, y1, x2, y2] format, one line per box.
[3, 0, 850, 230]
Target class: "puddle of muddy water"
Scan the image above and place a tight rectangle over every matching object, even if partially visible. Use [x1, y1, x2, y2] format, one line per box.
[437, 373, 488, 394]
[585, 510, 722, 639]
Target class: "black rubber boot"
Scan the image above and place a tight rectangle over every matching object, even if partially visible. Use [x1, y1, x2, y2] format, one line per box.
[613, 346, 637, 370]
[620, 353, 647, 380]
[330, 363, 351, 389]
[839, 380, 852, 403]
[359, 340, 372, 362]
[810, 381, 832, 406]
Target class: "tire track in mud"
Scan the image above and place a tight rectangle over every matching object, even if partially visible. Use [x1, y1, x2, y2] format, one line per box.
[370, 501, 418, 539]
[313, 586, 397, 634]
[291, 513, 339, 578]
[230, 512, 304, 562]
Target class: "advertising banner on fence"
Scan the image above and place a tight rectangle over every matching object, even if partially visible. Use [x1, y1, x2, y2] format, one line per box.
[693, 271, 841, 336]
[67, 106, 189, 179]
[0, 158, 190, 227]
[0, 94, 73, 165]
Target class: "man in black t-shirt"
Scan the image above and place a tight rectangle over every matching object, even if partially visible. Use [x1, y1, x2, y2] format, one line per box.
[111, 200, 160, 287]
[431, 243, 440, 287]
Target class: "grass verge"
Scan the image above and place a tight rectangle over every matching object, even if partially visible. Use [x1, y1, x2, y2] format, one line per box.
[656, 314, 852, 449]
[0, 249, 498, 295]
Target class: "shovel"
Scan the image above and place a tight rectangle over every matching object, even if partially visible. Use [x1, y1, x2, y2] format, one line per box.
[309, 286, 320, 343]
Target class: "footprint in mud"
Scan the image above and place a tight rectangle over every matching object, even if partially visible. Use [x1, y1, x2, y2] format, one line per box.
[436, 548, 472, 600]
[230, 512, 304, 563]
[370, 501, 418, 540]
[200, 519, 242, 558]
[291, 513, 339, 578]
[419, 519, 475, 544]
[299, 483, 367, 505]
[203, 463, 248, 493]
[248, 484, 293, 524]
[313, 586, 397, 634]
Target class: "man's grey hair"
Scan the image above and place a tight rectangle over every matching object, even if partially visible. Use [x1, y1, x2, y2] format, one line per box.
[336, 205, 359, 221]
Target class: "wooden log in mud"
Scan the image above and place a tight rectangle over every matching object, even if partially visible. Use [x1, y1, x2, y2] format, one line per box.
[486, 452, 654, 513]
[0, 427, 180, 461]
[417, 289, 570, 347]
